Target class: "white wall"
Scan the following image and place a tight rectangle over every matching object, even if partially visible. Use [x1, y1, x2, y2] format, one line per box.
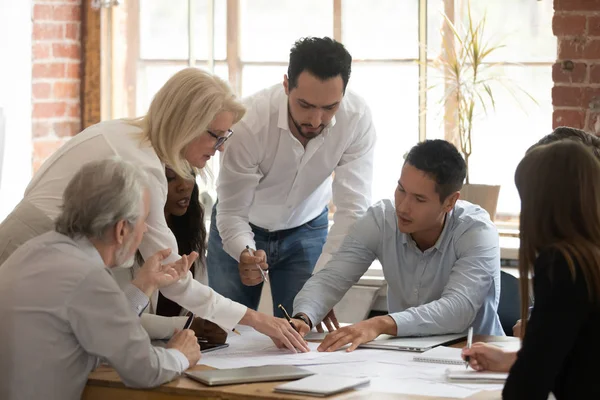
[0, 0, 32, 221]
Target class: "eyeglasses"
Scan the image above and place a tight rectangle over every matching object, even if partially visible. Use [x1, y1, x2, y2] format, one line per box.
[207, 129, 233, 149]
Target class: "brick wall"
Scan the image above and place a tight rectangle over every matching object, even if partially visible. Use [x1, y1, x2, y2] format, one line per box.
[32, 0, 82, 172]
[552, 0, 600, 134]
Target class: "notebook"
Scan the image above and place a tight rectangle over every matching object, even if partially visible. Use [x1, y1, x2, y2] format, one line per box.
[184, 365, 314, 386]
[358, 333, 466, 352]
[445, 368, 508, 383]
[274, 375, 370, 397]
[413, 346, 464, 365]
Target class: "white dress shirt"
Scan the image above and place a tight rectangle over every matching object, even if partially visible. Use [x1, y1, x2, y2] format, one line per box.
[112, 259, 208, 340]
[22, 119, 247, 329]
[217, 84, 376, 271]
[0, 231, 188, 400]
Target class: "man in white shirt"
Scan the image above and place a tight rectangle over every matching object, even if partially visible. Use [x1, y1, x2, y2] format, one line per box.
[207, 37, 376, 323]
[0, 158, 200, 400]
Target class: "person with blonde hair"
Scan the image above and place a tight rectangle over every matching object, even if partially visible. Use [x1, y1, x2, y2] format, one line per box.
[462, 140, 600, 399]
[0, 68, 308, 352]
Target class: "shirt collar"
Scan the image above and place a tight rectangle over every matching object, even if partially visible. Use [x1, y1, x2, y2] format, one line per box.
[73, 235, 108, 268]
[398, 207, 455, 253]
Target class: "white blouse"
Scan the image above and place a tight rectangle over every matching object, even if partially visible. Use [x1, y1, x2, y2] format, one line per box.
[24, 119, 247, 330]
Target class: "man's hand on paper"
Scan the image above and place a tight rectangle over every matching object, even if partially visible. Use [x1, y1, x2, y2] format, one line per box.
[167, 329, 201, 367]
[291, 316, 311, 337]
[316, 309, 340, 333]
[461, 342, 516, 372]
[241, 309, 310, 353]
[318, 315, 396, 352]
[238, 249, 268, 286]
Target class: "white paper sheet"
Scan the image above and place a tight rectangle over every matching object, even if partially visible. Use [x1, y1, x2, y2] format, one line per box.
[197, 326, 504, 398]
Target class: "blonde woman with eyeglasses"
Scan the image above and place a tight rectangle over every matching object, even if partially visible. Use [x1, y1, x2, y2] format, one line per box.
[0, 68, 309, 353]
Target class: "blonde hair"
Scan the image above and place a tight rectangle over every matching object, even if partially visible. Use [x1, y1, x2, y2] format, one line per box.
[130, 68, 245, 179]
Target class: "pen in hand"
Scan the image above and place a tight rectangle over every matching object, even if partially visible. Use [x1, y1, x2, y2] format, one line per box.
[245, 245, 269, 283]
[183, 313, 195, 330]
[278, 304, 298, 332]
[465, 326, 473, 369]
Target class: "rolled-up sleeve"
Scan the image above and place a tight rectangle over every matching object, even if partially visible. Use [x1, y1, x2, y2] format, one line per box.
[216, 120, 263, 262]
[389, 221, 500, 336]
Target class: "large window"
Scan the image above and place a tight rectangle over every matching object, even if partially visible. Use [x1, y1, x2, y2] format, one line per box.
[107, 0, 556, 225]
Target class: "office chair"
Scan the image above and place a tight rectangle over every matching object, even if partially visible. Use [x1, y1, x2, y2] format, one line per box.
[498, 270, 521, 336]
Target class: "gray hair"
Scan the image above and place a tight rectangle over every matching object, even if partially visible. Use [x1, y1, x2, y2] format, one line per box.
[55, 158, 149, 240]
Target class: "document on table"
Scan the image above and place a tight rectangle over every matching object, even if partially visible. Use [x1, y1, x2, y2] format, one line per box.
[197, 326, 504, 398]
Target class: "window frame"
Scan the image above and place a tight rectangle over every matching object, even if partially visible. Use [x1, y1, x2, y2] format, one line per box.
[106, 0, 554, 232]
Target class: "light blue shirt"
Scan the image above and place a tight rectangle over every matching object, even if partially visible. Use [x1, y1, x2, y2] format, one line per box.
[294, 199, 504, 336]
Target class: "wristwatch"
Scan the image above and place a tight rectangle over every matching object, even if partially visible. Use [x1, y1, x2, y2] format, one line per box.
[293, 313, 312, 330]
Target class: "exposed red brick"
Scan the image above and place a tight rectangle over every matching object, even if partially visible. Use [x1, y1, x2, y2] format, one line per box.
[52, 43, 80, 59]
[33, 4, 54, 20]
[32, 122, 53, 139]
[65, 62, 80, 79]
[53, 5, 81, 22]
[32, 62, 64, 79]
[553, 109, 587, 129]
[32, 82, 52, 100]
[558, 37, 588, 60]
[552, 86, 584, 107]
[32, 23, 63, 40]
[582, 88, 600, 110]
[32, 43, 51, 59]
[590, 64, 600, 84]
[589, 16, 600, 36]
[555, 0, 600, 12]
[583, 39, 600, 59]
[33, 102, 67, 119]
[66, 103, 80, 118]
[53, 81, 80, 99]
[53, 121, 81, 137]
[552, 61, 587, 84]
[64, 23, 80, 40]
[553, 14, 586, 37]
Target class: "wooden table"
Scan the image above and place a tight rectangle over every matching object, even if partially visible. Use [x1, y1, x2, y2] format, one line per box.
[83, 335, 517, 400]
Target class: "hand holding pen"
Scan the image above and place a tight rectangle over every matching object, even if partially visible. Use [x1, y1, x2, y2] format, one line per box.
[238, 246, 269, 286]
[464, 326, 473, 369]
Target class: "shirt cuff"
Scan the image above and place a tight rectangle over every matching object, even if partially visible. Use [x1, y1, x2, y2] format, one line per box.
[224, 234, 256, 262]
[389, 311, 417, 336]
[123, 283, 150, 316]
[166, 348, 190, 371]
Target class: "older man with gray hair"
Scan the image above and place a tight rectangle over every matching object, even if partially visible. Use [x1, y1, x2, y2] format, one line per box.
[0, 158, 200, 400]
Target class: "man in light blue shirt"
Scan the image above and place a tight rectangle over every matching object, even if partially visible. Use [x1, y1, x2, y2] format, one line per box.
[292, 139, 504, 352]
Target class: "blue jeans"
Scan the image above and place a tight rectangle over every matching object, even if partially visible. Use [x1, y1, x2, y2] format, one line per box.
[206, 204, 328, 318]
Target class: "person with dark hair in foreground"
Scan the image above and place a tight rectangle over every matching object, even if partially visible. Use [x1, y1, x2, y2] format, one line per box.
[207, 37, 376, 330]
[292, 140, 504, 352]
[512, 126, 600, 337]
[463, 140, 600, 399]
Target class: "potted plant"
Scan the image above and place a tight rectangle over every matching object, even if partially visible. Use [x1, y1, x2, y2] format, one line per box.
[427, 1, 534, 220]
